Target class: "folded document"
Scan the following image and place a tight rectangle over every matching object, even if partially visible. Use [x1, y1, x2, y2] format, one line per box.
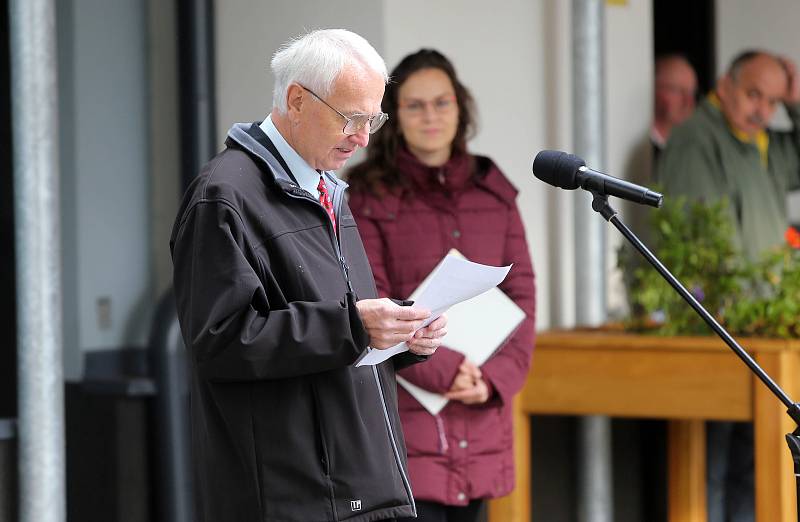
[354, 252, 513, 368]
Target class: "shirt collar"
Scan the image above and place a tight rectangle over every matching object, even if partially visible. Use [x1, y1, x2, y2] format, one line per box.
[650, 125, 666, 149]
[260, 114, 323, 198]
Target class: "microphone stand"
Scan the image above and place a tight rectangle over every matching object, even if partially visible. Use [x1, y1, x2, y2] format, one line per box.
[589, 191, 800, 522]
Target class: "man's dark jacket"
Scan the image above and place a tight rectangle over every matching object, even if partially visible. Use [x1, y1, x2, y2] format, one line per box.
[170, 122, 420, 521]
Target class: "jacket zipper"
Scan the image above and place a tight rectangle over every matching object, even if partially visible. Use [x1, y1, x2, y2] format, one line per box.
[282, 188, 352, 291]
[284, 184, 416, 512]
[328, 182, 415, 509]
[371, 366, 417, 513]
[340, 257, 354, 294]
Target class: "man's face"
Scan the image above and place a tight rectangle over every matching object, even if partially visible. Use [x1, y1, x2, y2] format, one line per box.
[718, 55, 788, 137]
[654, 60, 697, 127]
[287, 64, 385, 171]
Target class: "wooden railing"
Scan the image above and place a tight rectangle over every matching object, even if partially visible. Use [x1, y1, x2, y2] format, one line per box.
[488, 330, 800, 522]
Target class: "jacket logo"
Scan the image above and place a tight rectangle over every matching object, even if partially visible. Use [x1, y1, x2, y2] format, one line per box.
[350, 500, 362, 511]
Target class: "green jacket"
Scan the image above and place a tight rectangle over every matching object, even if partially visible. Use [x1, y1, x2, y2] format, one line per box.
[656, 98, 800, 261]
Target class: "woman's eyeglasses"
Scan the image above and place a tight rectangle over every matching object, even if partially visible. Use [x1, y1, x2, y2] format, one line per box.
[398, 95, 457, 117]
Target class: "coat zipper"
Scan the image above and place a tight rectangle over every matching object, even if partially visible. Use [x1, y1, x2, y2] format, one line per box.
[371, 365, 417, 513]
[282, 188, 351, 292]
[329, 183, 415, 509]
[282, 185, 415, 510]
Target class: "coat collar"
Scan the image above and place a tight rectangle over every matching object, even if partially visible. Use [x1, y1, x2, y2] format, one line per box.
[349, 150, 519, 221]
[225, 122, 349, 194]
[396, 146, 474, 194]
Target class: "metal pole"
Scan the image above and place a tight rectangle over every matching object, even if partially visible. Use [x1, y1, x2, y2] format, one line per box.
[150, 291, 193, 522]
[178, 0, 217, 188]
[9, 0, 66, 521]
[190, 0, 216, 168]
[572, 1, 612, 521]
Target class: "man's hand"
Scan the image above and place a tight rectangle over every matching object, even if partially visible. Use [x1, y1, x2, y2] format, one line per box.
[445, 359, 490, 404]
[779, 56, 800, 105]
[355, 298, 431, 349]
[406, 314, 448, 356]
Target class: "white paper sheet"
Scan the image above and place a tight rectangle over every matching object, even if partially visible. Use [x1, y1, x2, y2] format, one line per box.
[354, 254, 512, 367]
[395, 249, 526, 415]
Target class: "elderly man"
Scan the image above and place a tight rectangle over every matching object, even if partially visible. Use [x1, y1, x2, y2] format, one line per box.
[170, 29, 447, 522]
[658, 50, 800, 260]
[657, 50, 800, 522]
[651, 54, 697, 160]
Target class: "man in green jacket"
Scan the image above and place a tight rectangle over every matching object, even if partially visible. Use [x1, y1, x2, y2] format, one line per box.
[657, 50, 800, 522]
[658, 50, 800, 261]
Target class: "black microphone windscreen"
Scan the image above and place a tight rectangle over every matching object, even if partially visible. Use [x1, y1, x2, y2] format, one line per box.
[532, 150, 586, 190]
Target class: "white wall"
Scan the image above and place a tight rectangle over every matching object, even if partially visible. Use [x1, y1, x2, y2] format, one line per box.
[58, 0, 153, 378]
[214, 0, 385, 145]
[716, 0, 800, 77]
[605, 0, 653, 318]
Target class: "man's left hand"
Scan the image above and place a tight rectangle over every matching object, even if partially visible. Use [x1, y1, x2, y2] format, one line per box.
[406, 314, 447, 356]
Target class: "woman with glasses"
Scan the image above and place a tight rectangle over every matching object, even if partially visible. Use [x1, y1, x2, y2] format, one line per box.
[347, 49, 536, 522]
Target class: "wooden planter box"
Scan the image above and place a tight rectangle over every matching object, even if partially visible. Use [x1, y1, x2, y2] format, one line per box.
[487, 330, 800, 522]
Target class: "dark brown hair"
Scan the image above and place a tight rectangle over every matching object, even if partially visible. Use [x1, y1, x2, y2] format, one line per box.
[346, 49, 477, 195]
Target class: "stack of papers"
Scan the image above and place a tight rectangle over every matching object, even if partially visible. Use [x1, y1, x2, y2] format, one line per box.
[356, 250, 526, 415]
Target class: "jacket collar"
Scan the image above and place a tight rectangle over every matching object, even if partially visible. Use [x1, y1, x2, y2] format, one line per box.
[352, 150, 518, 221]
[394, 147, 517, 204]
[396, 146, 473, 194]
[226, 122, 349, 193]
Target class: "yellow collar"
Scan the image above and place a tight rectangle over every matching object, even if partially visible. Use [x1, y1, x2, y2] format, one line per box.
[708, 92, 769, 167]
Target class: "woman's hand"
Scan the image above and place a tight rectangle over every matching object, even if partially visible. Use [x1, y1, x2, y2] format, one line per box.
[445, 359, 490, 404]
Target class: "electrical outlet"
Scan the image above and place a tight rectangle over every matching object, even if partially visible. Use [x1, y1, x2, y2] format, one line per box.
[97, 296, 112, 330]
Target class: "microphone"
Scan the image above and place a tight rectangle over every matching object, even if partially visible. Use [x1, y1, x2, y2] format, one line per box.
[532, 150, 663, 208]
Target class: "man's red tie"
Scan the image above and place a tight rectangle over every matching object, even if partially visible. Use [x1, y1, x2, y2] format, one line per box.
[317, 175, 336, 234]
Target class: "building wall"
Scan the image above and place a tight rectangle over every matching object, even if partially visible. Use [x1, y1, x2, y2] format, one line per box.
[148, 0, 181, 298]
[605, 0, 653, 318]
[214, 0, 385, 146]
[58, 0, 153, 379]
[715, 0, 800, 77]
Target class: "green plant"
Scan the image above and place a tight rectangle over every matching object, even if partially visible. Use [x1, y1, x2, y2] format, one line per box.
[619, 196, 800, 338]
[724, 247, 800, 338]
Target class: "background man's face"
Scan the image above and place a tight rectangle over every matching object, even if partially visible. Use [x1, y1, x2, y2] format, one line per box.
[719, 55, 788, 137]
[654, 59, 697, 127]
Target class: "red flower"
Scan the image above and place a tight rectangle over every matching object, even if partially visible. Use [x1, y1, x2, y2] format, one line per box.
[785, 226, 800, 249]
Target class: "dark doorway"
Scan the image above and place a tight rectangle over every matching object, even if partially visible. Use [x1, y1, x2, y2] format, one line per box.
[0, 0, 17, 419]
[653, 0, 716, 93]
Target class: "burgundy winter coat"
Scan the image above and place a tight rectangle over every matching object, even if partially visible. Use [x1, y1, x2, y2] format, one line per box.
[348, 147, 536, 506]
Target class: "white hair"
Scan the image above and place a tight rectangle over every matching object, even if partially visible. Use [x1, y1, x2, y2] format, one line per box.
[271, 29, 388, 114]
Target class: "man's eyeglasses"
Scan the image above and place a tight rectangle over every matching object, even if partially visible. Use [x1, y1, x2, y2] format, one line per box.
[300, 85, 388, 135]
[398, 95, 457, 117]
